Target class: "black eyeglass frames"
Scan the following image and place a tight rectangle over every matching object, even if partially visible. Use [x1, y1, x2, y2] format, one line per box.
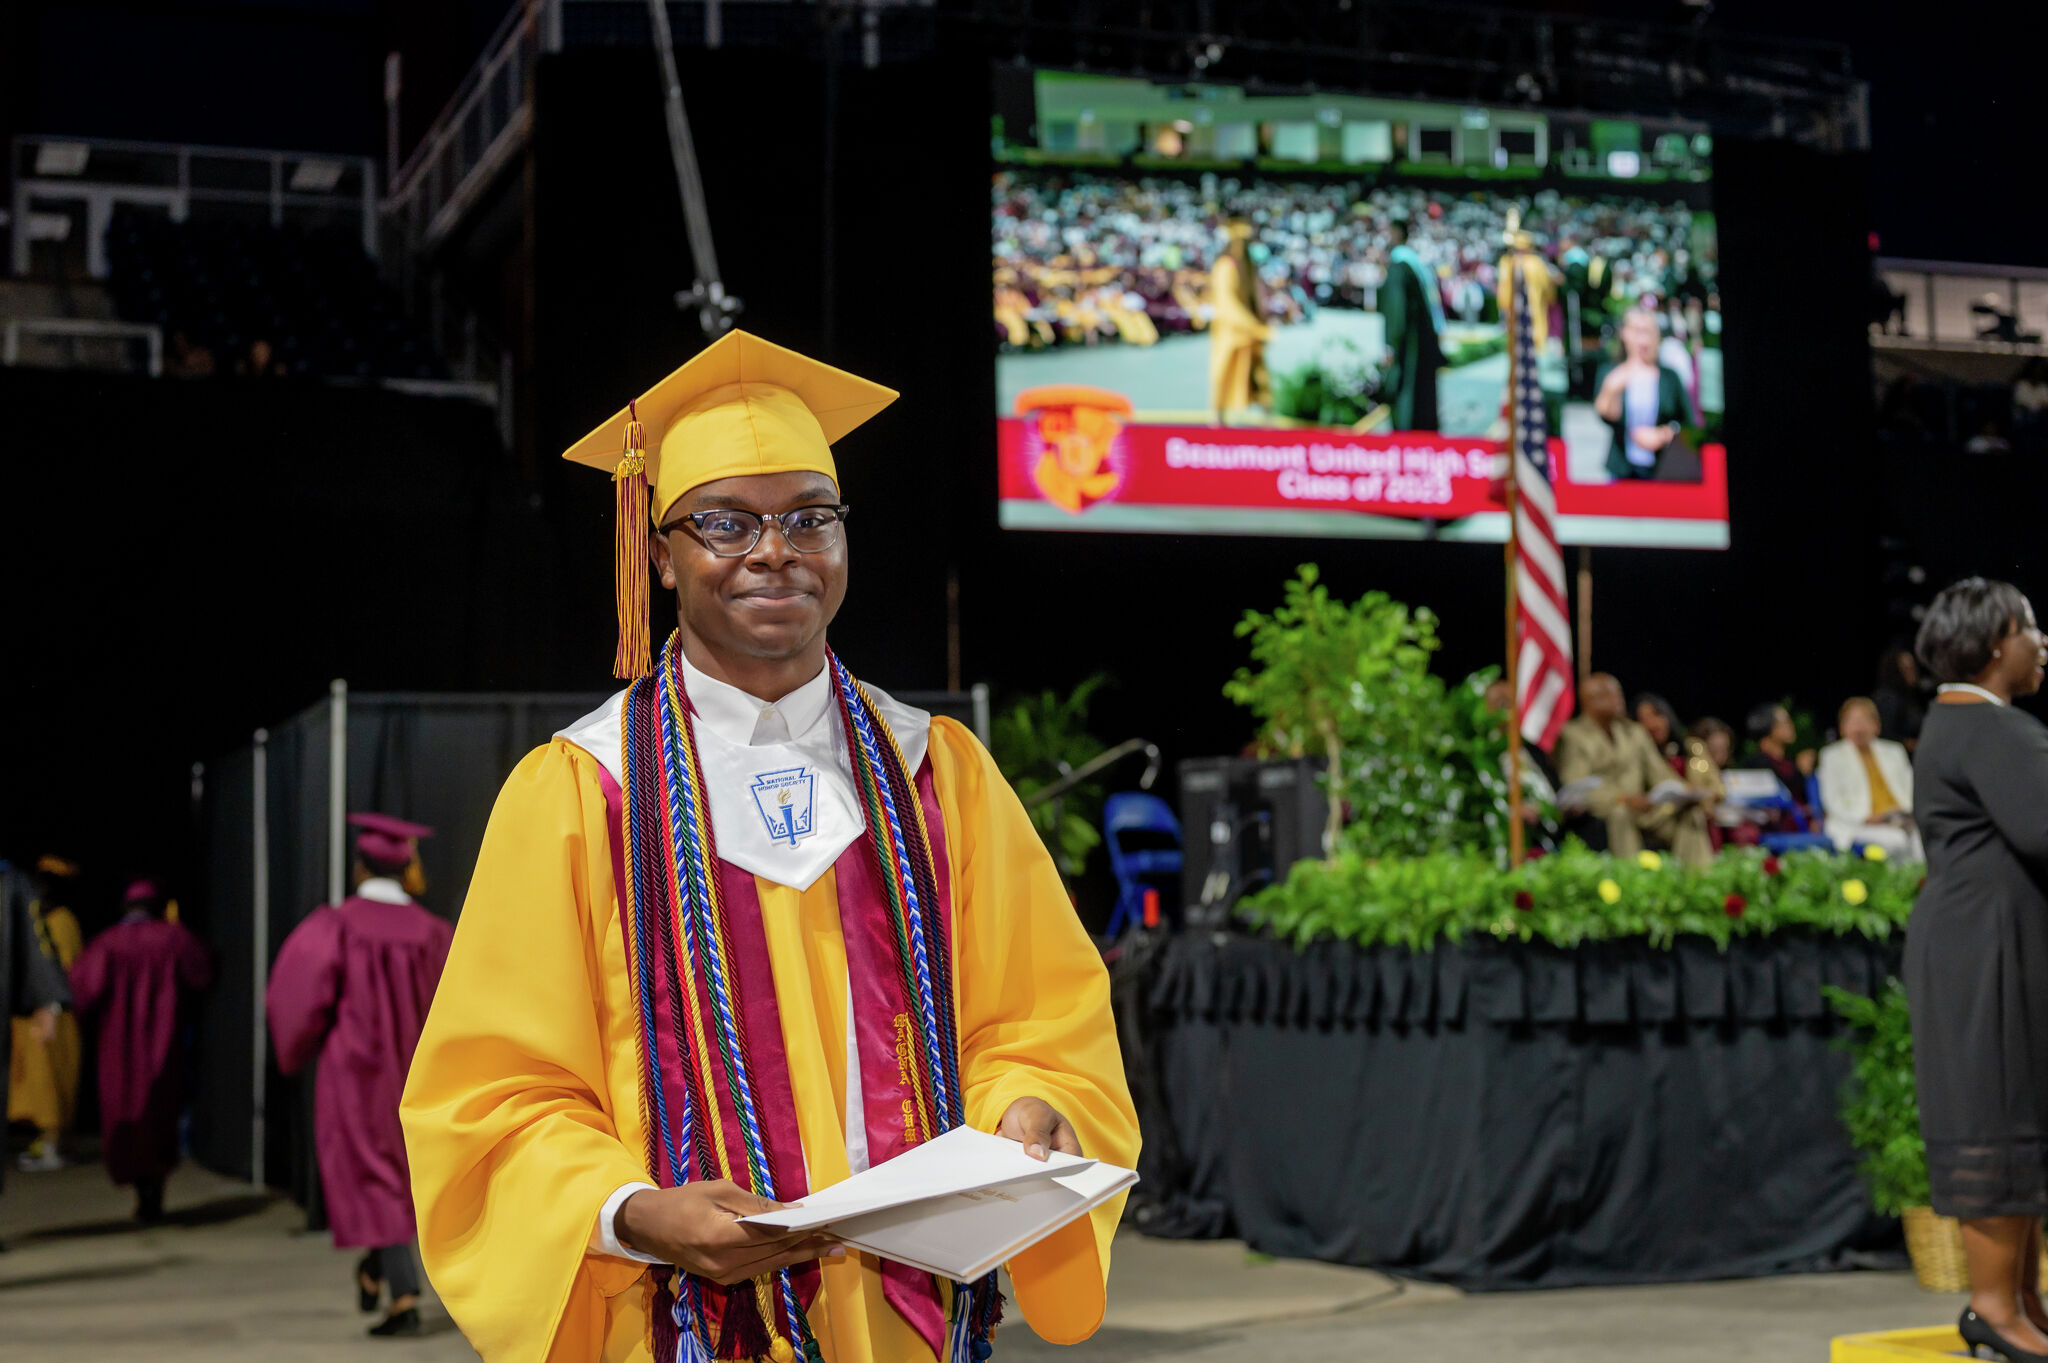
[661, 504, 851, 557]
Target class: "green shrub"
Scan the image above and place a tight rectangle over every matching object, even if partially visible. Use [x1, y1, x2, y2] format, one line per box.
[1826, 979, 1929, 1216]
[1238, 843, 1919, 952]
[989, 675, 1110, 881]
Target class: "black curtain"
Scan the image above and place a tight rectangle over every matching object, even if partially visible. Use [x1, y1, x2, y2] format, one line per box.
[190, 690, 608, 1211]
[1133, 931, 1903, 1289]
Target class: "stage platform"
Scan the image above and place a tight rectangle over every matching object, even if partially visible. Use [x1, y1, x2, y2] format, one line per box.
[1127, 928, 1903, 1290]
[1831, 1326, 1967, 1360]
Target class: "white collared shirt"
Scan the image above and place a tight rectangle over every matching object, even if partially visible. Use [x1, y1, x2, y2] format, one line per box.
[353, 877, 411, 906]
[557, 655, 933, 1261]
[557, 655, 930, 894]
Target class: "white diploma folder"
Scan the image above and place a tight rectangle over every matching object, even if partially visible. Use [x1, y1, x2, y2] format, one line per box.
[739, 1126, 1138, 1283]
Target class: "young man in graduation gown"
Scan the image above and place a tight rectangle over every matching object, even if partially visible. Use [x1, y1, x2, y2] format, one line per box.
[10, 856, 85, 1171]
[70, 878, 212, 1222]
[402, 330, 1139, 1363]
[270, 813, 454, 1338]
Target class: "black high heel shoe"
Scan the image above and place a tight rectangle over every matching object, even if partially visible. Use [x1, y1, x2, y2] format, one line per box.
[356, 1255, 383, 1313]
[1960, 1308, 2048, 1362]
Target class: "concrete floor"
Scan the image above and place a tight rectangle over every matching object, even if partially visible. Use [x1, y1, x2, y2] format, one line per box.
[0, 1161, 1967, 1362]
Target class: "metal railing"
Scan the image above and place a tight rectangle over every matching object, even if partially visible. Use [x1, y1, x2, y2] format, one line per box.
[3, 317, 163, 376]
[384, 0, 558, 252]
[11, 136, 377, 278]
[1872, 256, 2048, 355]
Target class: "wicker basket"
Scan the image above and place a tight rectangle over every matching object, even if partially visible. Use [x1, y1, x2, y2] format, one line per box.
[1902, 1206, 1970, 1292]
[1901, 1207, 2048, 1293]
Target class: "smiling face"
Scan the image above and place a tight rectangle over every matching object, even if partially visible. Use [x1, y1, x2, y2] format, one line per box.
[650, 470, 847, 682]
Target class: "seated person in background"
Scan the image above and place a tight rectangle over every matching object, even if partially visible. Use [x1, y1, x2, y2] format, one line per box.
[1691, 715, 1755, 845]
[1817, 696, 1922, 860]
[1482, 677, 1606, 853]
[1556, 673, 1714, 867]
[1740, 702, 1816, 803]
[1634, 693, 1687, 772]
[1692, 716, 1735, 770]
[1873, 646, 1926, 752]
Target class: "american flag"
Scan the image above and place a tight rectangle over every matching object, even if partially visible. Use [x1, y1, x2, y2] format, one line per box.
[1508, 263, 1574, 751]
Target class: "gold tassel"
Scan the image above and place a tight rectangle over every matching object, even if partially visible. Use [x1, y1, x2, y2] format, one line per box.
[613, 409, 652, 679]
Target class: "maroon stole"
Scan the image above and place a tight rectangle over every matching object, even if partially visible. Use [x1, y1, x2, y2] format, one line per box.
[596, 724, 959, 1359]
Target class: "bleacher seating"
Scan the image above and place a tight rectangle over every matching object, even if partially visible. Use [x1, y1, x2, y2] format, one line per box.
[105, 207, 444, 381]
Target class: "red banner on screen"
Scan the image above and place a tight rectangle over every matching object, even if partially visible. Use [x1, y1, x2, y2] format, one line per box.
[997, 417, 1727, 527]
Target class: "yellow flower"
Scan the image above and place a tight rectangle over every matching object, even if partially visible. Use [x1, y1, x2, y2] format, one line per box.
[1636, 850, 1663, 871]
[1842, 878, 1869, 906]
[1862, 844, 1888, 863]
[1598, 878, 1622, 905]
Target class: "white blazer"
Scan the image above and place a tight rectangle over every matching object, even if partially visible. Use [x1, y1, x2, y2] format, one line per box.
[1817, 738, 1917, 855]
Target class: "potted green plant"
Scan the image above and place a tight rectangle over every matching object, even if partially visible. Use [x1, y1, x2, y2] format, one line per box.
[1826, 979, 1969, 1292]
[988, 675, 1111, 883]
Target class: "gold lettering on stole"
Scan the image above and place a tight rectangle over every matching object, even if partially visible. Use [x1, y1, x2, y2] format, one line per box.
[893, 1012, 921, 1145]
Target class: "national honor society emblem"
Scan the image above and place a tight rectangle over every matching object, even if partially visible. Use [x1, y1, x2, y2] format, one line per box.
[749, 766, 818, 846]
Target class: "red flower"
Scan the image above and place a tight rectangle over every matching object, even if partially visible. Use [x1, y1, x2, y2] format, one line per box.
[1761, 856, 1782, 876]
[1724, 893, 1747, 918]
[1514, 890, 1535, 912]
[1525, 846, 1547, 861]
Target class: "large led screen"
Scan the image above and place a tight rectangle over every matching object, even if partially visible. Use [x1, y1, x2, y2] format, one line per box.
[993, 72, 1728, 548]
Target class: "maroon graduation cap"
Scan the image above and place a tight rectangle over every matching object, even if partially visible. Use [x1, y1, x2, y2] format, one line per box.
[348, 812, 435, 868]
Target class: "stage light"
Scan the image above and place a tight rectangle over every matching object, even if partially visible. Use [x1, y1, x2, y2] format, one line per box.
[1606, 149, 1641, 178]
[33, 142, 89, 176]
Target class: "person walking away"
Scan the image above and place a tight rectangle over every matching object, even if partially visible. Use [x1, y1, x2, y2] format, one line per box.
[10, 856, 83, 1170]
[69, 879, 211, 1222]
[1380, 217, 1444, 431]
[1904, 578, 2048, 1361]
[268, 813, 453, 1338]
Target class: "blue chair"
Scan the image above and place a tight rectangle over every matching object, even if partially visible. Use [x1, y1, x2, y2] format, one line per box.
[1103, 792, 1182, 938]
[1754, 776, 1833, 855]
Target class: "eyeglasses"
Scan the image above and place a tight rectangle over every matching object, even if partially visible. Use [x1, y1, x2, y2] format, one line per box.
[663, 504, 851, 558]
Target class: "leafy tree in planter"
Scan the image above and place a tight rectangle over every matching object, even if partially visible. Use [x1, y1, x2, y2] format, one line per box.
[989, 674, 1111, 883]
[1226, 565, 1503, 860]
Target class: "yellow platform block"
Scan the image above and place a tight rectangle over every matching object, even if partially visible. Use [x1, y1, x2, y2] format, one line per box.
[1830, 1327, 1968, 1361]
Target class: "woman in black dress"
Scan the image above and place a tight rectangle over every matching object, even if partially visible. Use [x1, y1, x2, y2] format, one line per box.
[1906, 578, 2048, 1360]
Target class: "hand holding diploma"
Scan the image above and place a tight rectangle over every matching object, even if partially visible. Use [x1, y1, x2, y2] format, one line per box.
[616, 1181, 845, 1285]
[997, 1096, 1083, 1162]
[740, 1125, 1139, 1283]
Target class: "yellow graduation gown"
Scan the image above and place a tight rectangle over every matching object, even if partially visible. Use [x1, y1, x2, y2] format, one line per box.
[401, 716, 1138, 1363]
[9, 904, 83, 1132]
[1206, 254, 1271, 415]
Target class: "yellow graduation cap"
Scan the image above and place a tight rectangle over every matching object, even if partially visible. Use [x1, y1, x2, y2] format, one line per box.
[564, 329, 898, 679]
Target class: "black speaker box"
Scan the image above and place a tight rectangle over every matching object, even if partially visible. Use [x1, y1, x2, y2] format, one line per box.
[1177, 757, 1329, 928]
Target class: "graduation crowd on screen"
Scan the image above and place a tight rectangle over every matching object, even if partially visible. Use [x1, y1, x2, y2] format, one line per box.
[2, 815, 447, 1339]
[992, 170, 1712, 352]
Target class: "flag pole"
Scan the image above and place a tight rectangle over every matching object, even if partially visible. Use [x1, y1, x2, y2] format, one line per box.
[1577, 544, 1594, 693]
[1503, 250, 1527, 870]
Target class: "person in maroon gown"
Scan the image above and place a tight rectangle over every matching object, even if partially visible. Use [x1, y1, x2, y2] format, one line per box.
[267, 813, 453, 1338]
[68, 878, 212, 1222]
